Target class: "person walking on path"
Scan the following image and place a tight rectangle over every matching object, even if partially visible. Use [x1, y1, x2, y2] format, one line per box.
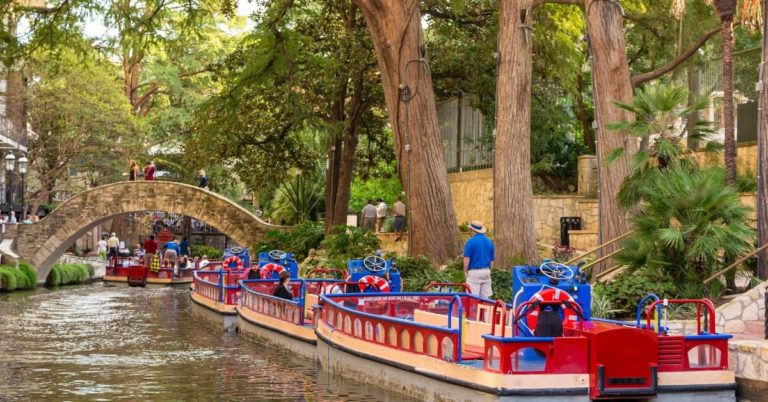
[375, 198, 387, 233]
[392, 196, 406, 241]
[97, 236, 108, 261]
[128, 160, 139, 181]
[144, 161, 156, 181]
[143, 234, 158, 269]
[107, 232, 120, 265]
[361, 199, 377, 232]
[463, 220, 494, 299]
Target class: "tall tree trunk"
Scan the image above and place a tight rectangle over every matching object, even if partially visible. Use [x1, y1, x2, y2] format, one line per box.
[352, 0, 461, 263]
[756, 0, 768, 279]
[332, 70, 366, 228]
[584, 0, 638, 273]
[721, 19, 737, 185]
[324, 90, 345, 232]
[494, 0, 539, 265]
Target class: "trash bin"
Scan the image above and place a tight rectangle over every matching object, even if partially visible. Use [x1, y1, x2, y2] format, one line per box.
[559, 217, 582, 247]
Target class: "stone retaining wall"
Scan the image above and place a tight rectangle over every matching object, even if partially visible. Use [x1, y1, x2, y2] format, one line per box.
[58, 254, 106, 279]
[729, 340, 768, 400]
[716, 281, 767, 340]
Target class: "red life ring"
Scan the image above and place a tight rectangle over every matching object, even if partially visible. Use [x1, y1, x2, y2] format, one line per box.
[260, 262, 286, 279]
[357, 275, 390, 293]
[222, 256, 243, 270]
[525, 288, 579, 334]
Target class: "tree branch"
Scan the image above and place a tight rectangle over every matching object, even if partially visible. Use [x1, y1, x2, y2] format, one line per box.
[631, 27, 721, 87]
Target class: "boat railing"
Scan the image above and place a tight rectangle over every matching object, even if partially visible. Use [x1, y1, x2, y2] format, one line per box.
[319, 293, 465, 362]
[193, 270, 222, 302]
[193, 270, 241, 304]
[240, 279, 306, 326]
[644, 298, 730, 372]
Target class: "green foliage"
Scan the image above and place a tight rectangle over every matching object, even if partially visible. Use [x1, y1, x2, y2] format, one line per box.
[735, 171, 757, 193]
[18, 261, 38, 288]
[269, 170, 324, 225]
[48, 263, 90, 287]
[597, 269, 677, 316]
[490, 268, 512, 302]
[349, 177, 403, 212]
[590, 285, 622, 318]
[395, 256, 465, 292]
[190, 244, 223, 260]
[0, 263, 37, 291]
[322, 226, 380, 261]
[255, 221, 325, 261]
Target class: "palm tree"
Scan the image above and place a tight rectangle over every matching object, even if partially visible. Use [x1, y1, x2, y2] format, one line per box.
[607, 83, 720, 209]
[713, 0, 738, 185]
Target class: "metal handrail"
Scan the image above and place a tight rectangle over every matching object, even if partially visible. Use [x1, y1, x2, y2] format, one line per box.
[579, 248, 623, 272]
[563, 231, 633, 265]
[702, 243, 768, 285]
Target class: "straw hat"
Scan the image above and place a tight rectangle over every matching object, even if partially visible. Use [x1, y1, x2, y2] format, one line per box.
[469, 220, 487, 234]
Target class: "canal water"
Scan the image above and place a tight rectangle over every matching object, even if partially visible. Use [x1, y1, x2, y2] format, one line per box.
[0, 284, 414, 401]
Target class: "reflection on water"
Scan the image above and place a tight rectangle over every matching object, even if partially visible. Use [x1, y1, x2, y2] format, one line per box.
[0, 284, 412, 401]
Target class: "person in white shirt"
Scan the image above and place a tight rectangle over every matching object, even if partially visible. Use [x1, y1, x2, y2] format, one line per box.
[9, 211, 17, 224]
[375, 198, 387, 233]
[97, 237, 108, 261]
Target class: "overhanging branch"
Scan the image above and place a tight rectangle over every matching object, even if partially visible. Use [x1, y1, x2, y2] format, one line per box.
[631, 27, 721, 87]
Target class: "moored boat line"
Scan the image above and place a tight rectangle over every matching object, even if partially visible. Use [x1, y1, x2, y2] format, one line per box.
[188, 253, 737, 402]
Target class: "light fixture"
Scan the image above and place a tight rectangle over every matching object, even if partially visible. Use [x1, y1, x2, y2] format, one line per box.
[5, 152, 14, 172]
[18, 155, 27, 174]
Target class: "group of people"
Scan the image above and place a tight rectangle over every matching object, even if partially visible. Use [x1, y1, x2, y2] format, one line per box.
[360, 196, 406, 240]
[128, 160, 156, 181]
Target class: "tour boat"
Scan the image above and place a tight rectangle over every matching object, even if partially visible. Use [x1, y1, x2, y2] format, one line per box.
[104, 258, 196, 286]
[190, 249, 301, 324]
[235, 255, 402, 356]
[313, 262, 736, 401]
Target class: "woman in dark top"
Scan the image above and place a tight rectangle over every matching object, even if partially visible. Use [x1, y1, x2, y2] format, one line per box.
[273, 270, 293, 300]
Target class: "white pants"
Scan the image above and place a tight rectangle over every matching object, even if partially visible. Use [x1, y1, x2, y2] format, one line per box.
[466, 268, 492, 299]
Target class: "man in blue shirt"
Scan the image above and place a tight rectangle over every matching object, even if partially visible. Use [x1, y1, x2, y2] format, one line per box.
[463, 220, 495, 298]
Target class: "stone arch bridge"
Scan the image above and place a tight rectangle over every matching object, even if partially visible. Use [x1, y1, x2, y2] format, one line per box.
[12, 181, 283, 282]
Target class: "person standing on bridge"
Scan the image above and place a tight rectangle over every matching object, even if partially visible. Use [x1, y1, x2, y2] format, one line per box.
[144, 161, 155, 181]
[128, 160, 139, 181]
[198, 170, 208, 189]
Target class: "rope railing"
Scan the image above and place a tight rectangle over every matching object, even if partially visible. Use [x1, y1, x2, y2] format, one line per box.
[563, 231, 633, 266]
[702, 243, 768, 285]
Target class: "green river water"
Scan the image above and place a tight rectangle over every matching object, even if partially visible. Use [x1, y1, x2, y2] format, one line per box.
[0, 284, 414, 401]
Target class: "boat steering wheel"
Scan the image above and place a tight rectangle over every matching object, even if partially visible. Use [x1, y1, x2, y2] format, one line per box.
[229, 246, 244, 255]
[539, 261, 574, 280]
[363, 256, 387, 273]
[269, 249, 287, 261]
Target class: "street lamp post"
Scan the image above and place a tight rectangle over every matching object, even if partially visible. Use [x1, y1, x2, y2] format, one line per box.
[5, 152, 15, 206]
[18, 155, 27, 221]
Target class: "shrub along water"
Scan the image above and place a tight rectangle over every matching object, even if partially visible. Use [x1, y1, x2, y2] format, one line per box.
[0, 261, 38, 291]
[48, 263, 91, 286]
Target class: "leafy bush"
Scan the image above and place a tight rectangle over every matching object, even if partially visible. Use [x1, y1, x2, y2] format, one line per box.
[490, 268, 512, 301]
[735, 171, 757, 193]
[597, 269, 677, 317]
[190, 244, 223, 260]
[395, 256, 464, 292]
[48, 263, 90, 286]
[255, 221, 324, 261]
[322, 226, 380, 261]
[591, 285, 622, 318]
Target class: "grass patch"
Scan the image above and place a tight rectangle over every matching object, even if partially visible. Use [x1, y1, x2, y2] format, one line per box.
[0, 261, 38, 291]
[48, 263, 91, 286]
